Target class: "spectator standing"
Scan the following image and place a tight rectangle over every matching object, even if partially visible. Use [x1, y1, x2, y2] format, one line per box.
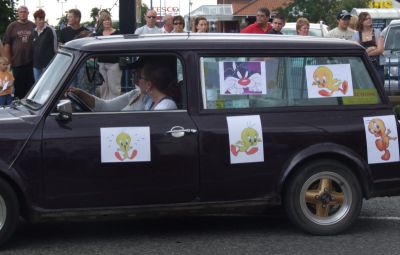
[172, 15, 185, 33]
[93, 13, 122, 100]
[267, 14, 285, 35]
[327, 10, 355, 40]
[240, 7, 272, 34]
[60, 9, 90, 44]
[352, 12, 384, 83]
[32, 9, 57, 82]
[296, 18, 310, 36]
[193, 16, 208, 33]
[3, 5, 35, 99]
[135, 10, 162, 35]
[349, 15, 358, 31]
[162, 14, 174, 33]
[0, 57, 14, 105]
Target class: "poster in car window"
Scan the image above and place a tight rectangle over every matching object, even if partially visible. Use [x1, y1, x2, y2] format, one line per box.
[100, 127, 151, 163]
[305, 64, 354, 98]
[227, 115, 264, 164]
[363, 115, 399, 164]
[219, 61, 267, 95]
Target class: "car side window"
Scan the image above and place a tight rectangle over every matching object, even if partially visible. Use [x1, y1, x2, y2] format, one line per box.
[201, 56, 381, 110]
[65, 54, 186, 112]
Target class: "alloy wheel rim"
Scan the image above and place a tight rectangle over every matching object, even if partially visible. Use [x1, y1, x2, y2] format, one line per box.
[299, 171, 352, 225]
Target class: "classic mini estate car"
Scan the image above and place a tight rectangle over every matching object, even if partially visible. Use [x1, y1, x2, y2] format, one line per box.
[0, 33, 400, 246]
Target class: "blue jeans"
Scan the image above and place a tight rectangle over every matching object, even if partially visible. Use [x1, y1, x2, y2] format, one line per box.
[33, 67, 44, 82]
[0, 94, 13, 105]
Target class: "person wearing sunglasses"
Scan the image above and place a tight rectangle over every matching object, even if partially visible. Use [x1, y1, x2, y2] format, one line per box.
[172, 15, 185, 33]
[135, 10, 162, 35]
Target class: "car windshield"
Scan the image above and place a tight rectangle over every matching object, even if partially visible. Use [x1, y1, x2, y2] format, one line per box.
[385, 26, 400, 51]
[26, 53, 72, 108]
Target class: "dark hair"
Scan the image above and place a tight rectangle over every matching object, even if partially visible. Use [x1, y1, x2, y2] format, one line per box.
[33, 9, 45, 19]
[143, 58, 180, 102]
[258, 7, 270, 17]
[173, 15, 185, 27]
[273, 13, 285, 23]
[356, 12, 371, 32]
[193, 16, 207, 32]
[68, 9, 82, 21]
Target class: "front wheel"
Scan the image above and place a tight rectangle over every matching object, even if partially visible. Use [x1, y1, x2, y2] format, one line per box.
[284, 160, 362, 235]
[0, 178, 19, 247]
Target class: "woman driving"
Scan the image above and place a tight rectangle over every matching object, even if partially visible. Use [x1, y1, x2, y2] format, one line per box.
[68, 57, 179, 111]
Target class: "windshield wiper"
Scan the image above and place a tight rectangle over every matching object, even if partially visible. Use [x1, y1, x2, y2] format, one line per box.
[9, 99, 22, 109]
[23, 98, 41, 107]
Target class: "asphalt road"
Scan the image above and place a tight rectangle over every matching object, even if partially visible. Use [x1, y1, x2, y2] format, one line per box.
[2, 197, 400, 255]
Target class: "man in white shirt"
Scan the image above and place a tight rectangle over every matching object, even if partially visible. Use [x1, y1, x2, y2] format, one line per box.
[135, 10, 162, 35]
[162, 14, 174, 33]
[327, 10, 355, 40]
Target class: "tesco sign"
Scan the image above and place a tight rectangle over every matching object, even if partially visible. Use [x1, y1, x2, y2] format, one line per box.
[154, 6, 180, 15]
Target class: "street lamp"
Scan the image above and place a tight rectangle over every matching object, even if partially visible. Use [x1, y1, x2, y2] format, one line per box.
[57, 0, 67, 17]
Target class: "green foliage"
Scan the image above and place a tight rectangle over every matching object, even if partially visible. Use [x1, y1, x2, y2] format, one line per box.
[274, 0, 369, 28]
[0, 0, 17, 39]
[140, 3, 149, 25]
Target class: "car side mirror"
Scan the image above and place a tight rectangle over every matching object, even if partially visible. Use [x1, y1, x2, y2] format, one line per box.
[56, 99, 72, 121]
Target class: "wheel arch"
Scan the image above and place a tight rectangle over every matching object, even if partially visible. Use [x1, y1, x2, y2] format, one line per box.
[278, 143, 373, 199]
[0, 169, 30, 220]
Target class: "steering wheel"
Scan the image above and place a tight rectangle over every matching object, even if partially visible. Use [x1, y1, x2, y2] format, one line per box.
[66, 91, 93, 112]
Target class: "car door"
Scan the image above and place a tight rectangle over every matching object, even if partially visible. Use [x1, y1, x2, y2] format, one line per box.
[41, 54, 199, 209]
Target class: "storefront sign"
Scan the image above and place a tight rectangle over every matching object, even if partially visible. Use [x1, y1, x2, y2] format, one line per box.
[369, 0, 400, 8]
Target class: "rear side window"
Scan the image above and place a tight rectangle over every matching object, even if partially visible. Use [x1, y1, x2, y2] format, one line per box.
[201, 56, 381, 110]
[385, 26, 400, 51]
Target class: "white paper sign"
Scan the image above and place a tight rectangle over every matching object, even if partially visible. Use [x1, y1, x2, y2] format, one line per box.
[219, 61, 267, 95]
[306, 64, 354, 98]
[227, 115, 264, 164]
[100, 127, 151, 163]
[363, 115, 399, 164]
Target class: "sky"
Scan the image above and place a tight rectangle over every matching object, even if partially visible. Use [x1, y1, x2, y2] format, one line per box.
[21, 0, 217, 26]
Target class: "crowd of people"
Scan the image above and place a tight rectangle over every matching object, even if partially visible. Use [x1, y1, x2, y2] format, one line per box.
[0, 5, 387, 106]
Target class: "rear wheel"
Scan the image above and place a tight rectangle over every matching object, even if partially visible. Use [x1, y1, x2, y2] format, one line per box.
[284, 160, 362, 235]
[0, 178, 19, 247]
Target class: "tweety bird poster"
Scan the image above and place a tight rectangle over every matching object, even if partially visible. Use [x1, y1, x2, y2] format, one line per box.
[306, 64, 354, 98]
[363, 115, 399, 164]
[100, 127, 151, 163]
[227, 115, 264, 164]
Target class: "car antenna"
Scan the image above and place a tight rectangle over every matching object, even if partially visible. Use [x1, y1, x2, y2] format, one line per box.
[187, 1, 192, 37]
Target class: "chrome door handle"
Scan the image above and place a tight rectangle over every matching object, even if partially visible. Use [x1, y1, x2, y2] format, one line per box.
[166, 126, 197, 138]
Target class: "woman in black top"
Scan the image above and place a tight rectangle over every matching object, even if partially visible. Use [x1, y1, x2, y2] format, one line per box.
[32, 9, 57, 82]
[93, 13, 122, 99]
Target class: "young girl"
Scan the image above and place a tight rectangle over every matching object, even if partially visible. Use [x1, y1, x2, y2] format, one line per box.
[0, 57, 14, 105]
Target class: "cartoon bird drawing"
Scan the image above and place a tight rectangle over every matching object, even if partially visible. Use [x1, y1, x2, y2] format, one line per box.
[312, 66, 348, 96]
[114, 132, 138, 161]
[230, 126, 262, 156]
[368, 118, 397, 161]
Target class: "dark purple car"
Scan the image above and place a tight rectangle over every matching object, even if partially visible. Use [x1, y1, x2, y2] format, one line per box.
[0, 33, 399, 246]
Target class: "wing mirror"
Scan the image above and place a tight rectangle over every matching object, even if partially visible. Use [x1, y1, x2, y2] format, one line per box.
[56, 99, 72, 121]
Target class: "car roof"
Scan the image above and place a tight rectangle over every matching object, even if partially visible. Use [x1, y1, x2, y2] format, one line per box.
[62, 33, 364, 53]
[388, 19, 400, 26]
[283, 22, 329, 29]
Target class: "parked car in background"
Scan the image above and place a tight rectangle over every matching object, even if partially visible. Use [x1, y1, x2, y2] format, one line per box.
[282, 21, 329, 37]
[383, 19, 400, 95]
[0, 33, 399, 247]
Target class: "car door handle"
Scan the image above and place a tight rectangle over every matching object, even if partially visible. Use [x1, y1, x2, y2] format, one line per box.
[166, 126, 197, 138]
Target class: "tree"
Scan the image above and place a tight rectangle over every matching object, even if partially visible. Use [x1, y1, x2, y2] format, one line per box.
[0, 0, 17, 38]
[274, 0, 369, 28]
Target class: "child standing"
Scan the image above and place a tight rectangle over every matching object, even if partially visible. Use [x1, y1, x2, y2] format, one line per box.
[0, 57, 14, 105]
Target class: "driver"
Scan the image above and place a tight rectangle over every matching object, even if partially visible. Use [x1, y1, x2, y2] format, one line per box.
[67, 57, 179, 111]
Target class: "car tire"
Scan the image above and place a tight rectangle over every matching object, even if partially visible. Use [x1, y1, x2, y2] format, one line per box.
[0, 178, 19, 247]
[284, 160, 362, 235]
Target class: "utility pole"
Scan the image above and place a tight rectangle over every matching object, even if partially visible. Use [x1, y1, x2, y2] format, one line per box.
[119, 0, 136, 34]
